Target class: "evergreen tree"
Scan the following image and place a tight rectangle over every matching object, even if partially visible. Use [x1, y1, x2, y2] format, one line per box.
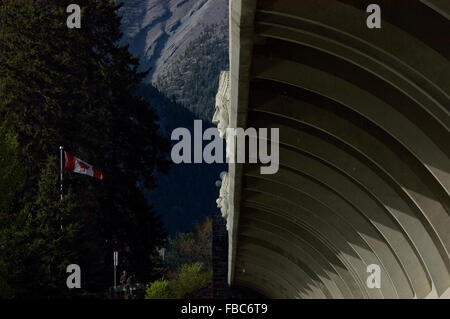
[0, 0, 170, 298]
[166, 217, 213, 271]
[0, 122, 26, 214]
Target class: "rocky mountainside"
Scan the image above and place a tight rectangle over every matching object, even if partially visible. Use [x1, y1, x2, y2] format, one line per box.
[155, 22, 229, 120]
[117, 1, 229, 235]
[119, 0, 228, 79]
[119, 0, 229, 120]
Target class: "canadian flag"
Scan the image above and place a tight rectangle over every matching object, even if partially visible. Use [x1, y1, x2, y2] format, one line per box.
[64, 151, 103, 180]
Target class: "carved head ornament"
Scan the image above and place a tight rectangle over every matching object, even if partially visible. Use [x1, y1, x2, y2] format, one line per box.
[216, 172, 230, 222]
[212, 71, 231, 139]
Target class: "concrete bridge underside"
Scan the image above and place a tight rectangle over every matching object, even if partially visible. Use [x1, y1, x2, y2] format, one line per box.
[225, 0, 450, 298]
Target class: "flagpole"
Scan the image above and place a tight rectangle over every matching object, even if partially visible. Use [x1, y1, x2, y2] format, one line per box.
[60, 146, 64, 200]
[60, 146, 63, 231]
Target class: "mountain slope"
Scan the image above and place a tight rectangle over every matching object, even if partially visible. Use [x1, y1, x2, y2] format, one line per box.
[119, 1, 229, 235]
[119, 0, 228, 83]
[155, 22, 229, 120]
[136, 84, 227, 235]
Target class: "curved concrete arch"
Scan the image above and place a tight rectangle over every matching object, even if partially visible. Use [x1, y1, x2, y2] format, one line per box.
[253, 22, 450, 144]
[238, 242, 343, 299]
[240, 233, 348, 298]
[247, 107, 446, 275]
[248, 102, 446, 276]
[238, 218, 354, 298]
[243, 181, 406, 298]
[247, 89, 446, 220]
[248, 84, 450, 208]
[236, 269, 290, 298]
[253, 13, 450, 119]
[244, 170, 420, 296]
[256, 0, 450, 96]
[235, 270, 291, 299]
[420, 0, 450, 19]
[235, 258, 310, 298]
[244, 112, 450, 295]
[253, 56, 450, 197]
[239, 207, 367, 297]
[239, 209, 368, 298]
[239, 210, 368, 298]
[235, 276, 287, 299]
[245, 118, 434, 296]
[246, 80, 450, 273]
[242, 195, 389, 298]
[220, 0, 450, 298]
[237, 246, 332, 298]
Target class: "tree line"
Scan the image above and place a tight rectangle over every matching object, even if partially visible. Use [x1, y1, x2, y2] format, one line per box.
[0, 0, 170, 298]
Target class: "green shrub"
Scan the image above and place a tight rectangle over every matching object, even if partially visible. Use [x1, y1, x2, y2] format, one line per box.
[145, 279, 173, 299]
[145, 262, 212, 299]
[171, 263, 212, 298]
[166, 218, 212, 271]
